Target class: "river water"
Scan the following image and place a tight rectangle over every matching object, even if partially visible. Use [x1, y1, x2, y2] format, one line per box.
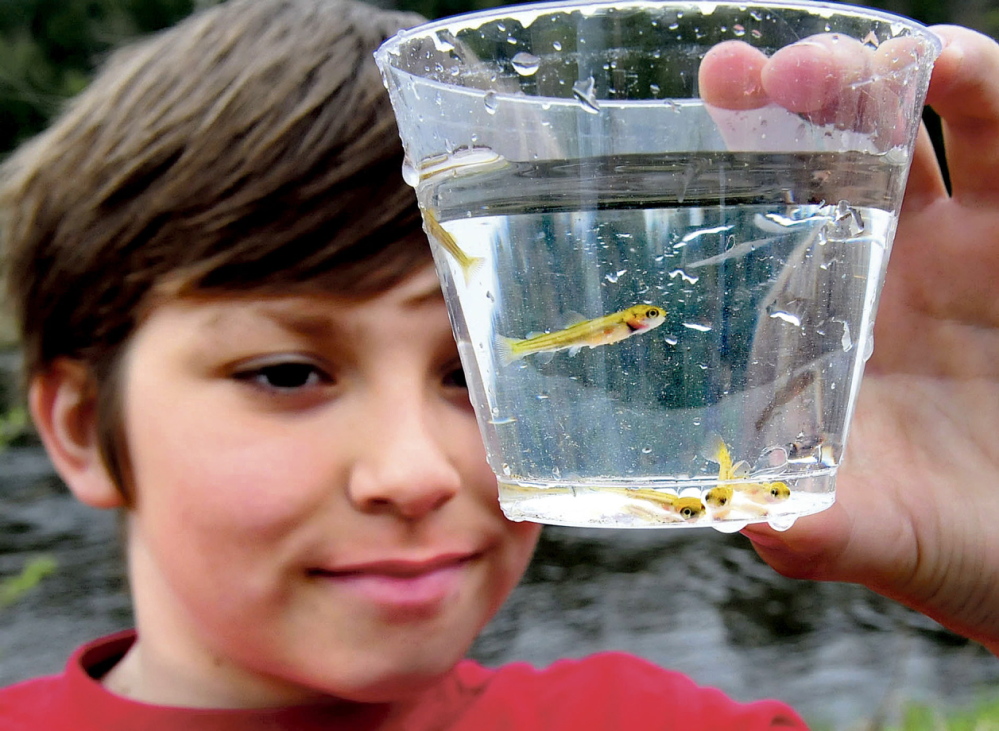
[1, 445, 997, 729]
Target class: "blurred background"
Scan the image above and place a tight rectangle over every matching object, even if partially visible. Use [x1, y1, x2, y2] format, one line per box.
[1, 1, 998, 729]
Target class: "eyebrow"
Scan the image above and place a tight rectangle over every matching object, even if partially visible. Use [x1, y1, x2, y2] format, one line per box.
[401, 284, 446, 308]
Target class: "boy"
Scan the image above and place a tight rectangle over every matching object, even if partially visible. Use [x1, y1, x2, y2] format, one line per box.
[0, 0, 804, 727]
[2, 0, 999, 726]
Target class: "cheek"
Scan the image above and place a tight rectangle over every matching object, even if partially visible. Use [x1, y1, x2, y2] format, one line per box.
[127, 406, 332, 545]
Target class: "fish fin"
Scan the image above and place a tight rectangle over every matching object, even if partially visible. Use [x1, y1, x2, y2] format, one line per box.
[495, 334, 523, 366]
[702, 432, 727, 464]
[564, 311, 588, 326]
[536, 350, 556, 365]
[460, 255, 486, 285]
[568, 345, 582, 357]
[731, 460, 750, 478]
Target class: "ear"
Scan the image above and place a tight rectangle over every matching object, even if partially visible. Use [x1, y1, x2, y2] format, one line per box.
[29, 359, 125, 509]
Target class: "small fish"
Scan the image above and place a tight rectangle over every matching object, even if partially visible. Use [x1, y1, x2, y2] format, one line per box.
[703, 434, 790, 515]
[496, 304, 666, 365]
[606, 486, 706, 522]
[422, 209, 484, 283]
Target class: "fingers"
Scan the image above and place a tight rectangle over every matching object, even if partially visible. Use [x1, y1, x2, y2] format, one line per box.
[760, 34, 869, 116]
[698, 41, 769, 110]
[899, 124, 948, 209]
[924, 25, 999, 204]
[698, 33, 935, 151]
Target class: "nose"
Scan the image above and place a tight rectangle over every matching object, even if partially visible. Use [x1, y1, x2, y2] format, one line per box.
[346, 388, 462, 521]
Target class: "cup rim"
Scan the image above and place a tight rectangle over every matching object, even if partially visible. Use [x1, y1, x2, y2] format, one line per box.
[375, 0, 942, 63]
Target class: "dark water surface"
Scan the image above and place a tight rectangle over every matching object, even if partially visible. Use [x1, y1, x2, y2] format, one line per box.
[2, 446, 997, 729]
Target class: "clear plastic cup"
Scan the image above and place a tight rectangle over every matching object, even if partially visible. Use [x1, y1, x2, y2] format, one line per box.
[375, 1, 939, 530]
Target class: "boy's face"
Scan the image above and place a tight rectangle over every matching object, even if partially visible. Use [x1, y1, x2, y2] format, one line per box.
[113, 264, 541, 707]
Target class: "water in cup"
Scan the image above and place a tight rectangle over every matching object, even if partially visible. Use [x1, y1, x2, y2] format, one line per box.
[420, 147, 898, 530]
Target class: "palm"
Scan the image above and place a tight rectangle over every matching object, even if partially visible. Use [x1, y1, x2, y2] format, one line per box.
[700, 26, 999, 648]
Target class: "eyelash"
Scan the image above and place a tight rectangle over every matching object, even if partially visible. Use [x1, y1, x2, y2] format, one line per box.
[233, 360, 333, 393]
[232, 360, 467, 393]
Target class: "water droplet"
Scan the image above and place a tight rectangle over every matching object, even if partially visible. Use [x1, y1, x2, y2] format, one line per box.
[571, 76, 601, 114]
[863, 334, 875, 361]
[839, 320, 853, 352]
[483, 90, 499, 114]
[768, 513, 797, 532]
[668, 268, 699, 285]
[664, 336, 678, 346]
[733, 23, 746, 36]
[511, 51, 541, 76]
[712, 520, 748, 534]
[751, 29, 762, 38]
[401, 157, 420, 187]
[433, 29, 456, 52]
[552, 40, 562, 50]
[769, 310, 802, 327]
[641, 446, 652, 454]
[501, 463, 512, 476]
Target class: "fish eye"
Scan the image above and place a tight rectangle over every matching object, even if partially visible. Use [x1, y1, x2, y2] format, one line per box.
[646, 308, 660, 318]
[680, 507, 693, 519]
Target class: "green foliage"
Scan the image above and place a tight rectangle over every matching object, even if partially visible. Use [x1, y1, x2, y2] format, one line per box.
[0, 555, 58, 608]
[0, 405, 29, 447]
[0, 0, 222, 156]
[887, 697, 999, 731]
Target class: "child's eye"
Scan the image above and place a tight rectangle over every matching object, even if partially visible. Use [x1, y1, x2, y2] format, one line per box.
[233, 360, 332, 392]
[442, 364, 468, 390]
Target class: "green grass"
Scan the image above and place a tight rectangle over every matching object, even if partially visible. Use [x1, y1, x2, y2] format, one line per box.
[887, 697, 999, 731]
[808, 696, 999, 731]
[0, 555, 57, 608]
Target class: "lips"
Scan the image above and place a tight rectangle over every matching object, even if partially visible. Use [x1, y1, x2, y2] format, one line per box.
[308, 553, 477, 616]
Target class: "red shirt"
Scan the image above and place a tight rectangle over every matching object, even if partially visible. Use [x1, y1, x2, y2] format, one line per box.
[0, 631, 807, 730]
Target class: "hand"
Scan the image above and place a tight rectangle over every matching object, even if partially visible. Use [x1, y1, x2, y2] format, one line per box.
[700, 26, 999, 653]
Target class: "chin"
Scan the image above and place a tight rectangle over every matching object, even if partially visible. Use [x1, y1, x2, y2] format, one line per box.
[318, 644, 471, 704]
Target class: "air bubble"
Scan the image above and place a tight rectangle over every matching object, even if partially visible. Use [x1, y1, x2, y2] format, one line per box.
[605, 269, 626, 283]
[483, 90, 499, 114]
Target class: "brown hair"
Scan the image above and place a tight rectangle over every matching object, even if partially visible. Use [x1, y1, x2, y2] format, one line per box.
[0, 0, 429, 499]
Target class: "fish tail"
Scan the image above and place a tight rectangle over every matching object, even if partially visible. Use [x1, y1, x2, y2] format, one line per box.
[460, 255, 486, 284]
[495, 334, 525, 366]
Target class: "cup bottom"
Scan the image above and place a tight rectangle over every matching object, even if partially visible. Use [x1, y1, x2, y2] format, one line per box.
[498, 471, 836, 530]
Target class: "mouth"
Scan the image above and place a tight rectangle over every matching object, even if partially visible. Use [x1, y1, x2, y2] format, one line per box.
[307, 553, 479, 615]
